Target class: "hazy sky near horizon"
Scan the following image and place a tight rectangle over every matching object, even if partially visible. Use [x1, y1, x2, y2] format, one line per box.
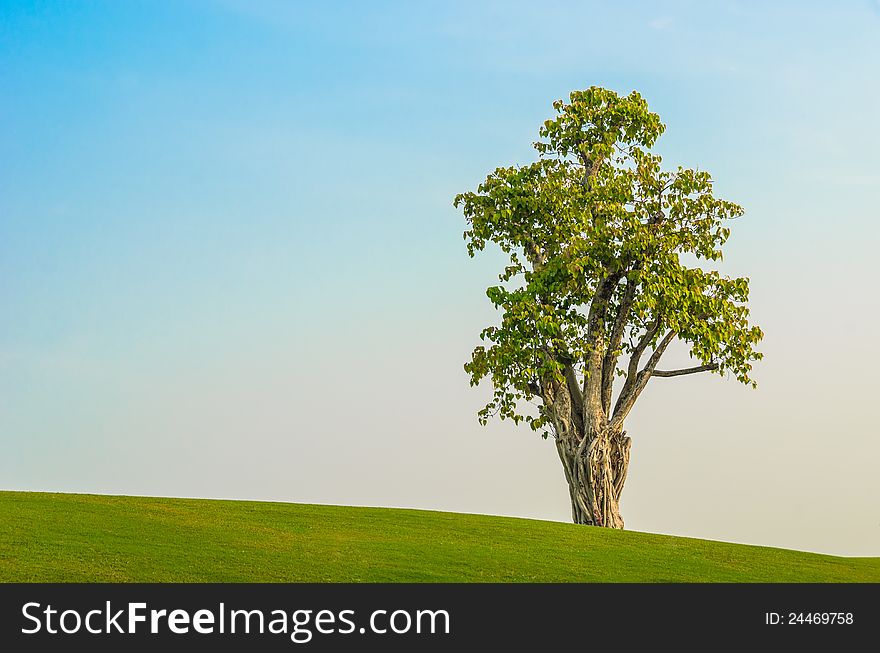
[2, 1, 879, 556]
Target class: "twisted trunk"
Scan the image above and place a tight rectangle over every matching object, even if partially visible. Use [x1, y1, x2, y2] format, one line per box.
[555, 426, 631, 528]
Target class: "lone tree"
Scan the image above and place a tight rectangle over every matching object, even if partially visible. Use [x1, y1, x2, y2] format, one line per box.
[455, 87, 763, 529]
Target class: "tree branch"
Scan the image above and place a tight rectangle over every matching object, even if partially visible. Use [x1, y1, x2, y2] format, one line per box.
[601, 275, 638, 414]
[580, 271, 626, 425]
[523, 239, 545, 270]
[640, 330, 676, 376]
[651, 363, 718, 378]
[585, 272, 624, 340]
[611, 330, 676, 430]
[564, 364, 585, 432]
[613, 315, 661, 417]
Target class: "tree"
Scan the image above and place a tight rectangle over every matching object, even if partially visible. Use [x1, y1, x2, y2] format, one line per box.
[454, 87, 763, 529]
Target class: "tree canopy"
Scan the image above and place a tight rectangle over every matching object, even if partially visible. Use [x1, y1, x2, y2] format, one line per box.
[455, 87, 763, 441]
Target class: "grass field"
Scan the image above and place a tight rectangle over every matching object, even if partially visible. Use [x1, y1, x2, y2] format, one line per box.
[1, 491, 877, 582]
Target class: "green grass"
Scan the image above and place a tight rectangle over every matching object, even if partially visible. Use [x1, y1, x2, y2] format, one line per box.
[1, 491, 877, 582]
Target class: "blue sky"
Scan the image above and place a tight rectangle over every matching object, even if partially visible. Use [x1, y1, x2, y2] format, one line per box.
[2, 1, 879, 555]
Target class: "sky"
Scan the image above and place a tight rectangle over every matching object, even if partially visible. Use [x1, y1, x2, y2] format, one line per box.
[1, 1, 879, 556]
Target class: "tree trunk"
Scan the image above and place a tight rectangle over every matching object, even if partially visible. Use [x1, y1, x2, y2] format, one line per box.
[556, 429, 631, 528]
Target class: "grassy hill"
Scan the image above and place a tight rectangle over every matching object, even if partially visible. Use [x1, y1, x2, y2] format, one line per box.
[1, 491, 877, 582]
